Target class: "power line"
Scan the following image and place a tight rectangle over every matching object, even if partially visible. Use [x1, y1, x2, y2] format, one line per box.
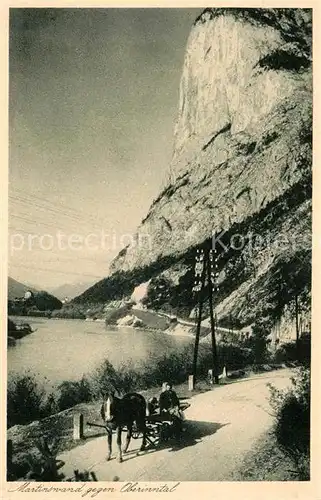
[10, 213, 76, 232]
[10, 254, 110, 264]
[8, 189, 120, 276]
[9, 194, 107, 232]
[9, 212, 113, 236]
[10, 189, 110, 229]
[9, 210, 103, 234]
[9, 262, 104, 279]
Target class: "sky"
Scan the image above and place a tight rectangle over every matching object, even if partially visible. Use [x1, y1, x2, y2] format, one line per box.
[8, 8, 201, 290]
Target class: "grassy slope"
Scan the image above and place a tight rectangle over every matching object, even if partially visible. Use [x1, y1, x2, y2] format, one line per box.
[231, 431, 298, 481]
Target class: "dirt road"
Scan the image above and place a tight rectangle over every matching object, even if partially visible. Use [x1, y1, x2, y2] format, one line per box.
[59, 369, 293, 481]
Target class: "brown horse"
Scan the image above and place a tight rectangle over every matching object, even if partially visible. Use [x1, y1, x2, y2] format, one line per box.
[100, 392, 147, 463]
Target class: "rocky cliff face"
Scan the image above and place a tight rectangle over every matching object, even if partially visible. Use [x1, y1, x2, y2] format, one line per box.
[74, 8, 312, 337]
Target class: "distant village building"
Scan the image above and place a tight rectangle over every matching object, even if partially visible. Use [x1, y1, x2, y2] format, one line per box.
[13, 290, 34, 304]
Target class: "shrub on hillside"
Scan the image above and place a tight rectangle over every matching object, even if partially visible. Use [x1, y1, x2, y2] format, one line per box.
[116, 362, 145, 393]
[268, 367, 310, 480]
[25, 308, 52, 318]
[141, 348, 191, 387]
[7, 435, 98, 482]
[243, 320, 272, 364]
[194, 343, 254, 378]
[140, 343, 255, 387]
[141, 277, 172, 311]
[90, 359, 151, 396]
[274, 337, 311, 366]
[89, 348, 193, 397]
[51, 306, 86, 319]
[57, 377, 93, 411]
[7, 372, 55, 428]
[89, 360, 126, 398]
[217, 344, 254, 372]
[104, 303, 133, 325]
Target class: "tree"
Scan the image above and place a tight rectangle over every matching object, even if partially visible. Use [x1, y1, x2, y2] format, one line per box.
[33, 291, 62, 311]
[245, 320, 271, 364]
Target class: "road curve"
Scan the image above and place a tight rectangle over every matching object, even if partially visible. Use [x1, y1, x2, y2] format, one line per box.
[59, 369, 293, 481]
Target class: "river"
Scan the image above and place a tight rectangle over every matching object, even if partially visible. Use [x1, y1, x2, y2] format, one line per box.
[7, 317, 192, 389]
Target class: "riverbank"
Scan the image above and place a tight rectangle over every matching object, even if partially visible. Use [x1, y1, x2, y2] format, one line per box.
[8, 306, 244, 346]
[8, 317, 195, 393]
[7, 318, 34, 346]
[48, 302, 239, 342]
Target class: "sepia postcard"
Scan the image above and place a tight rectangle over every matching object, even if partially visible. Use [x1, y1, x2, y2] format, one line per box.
[1, 1, 320, 500]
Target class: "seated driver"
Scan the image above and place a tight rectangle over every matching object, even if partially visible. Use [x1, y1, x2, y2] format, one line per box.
[159, 381, 182, 437]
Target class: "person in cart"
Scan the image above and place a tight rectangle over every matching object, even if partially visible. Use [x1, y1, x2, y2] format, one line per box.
[159, 382, 184, 438]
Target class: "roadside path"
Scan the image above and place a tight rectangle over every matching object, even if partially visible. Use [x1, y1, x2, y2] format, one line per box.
[59, 369, 292, 481]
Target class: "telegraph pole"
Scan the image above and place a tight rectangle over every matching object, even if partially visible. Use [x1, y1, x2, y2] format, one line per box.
[295, 294, 300, 360]
[192, 240, 220, 384]
[207, 246, 219, 384]
[192, 250, 207, 383]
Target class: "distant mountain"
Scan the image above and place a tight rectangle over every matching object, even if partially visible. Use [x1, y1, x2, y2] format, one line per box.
[48, 281, 96, 300]
[8, 277, 38, 300]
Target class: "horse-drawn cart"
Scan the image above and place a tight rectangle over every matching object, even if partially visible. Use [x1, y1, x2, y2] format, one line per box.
[141, 400, 191, 448]
[87, 400, 190, 450]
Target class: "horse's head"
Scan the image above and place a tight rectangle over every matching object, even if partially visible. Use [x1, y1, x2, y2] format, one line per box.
[103, 392, 119, 428]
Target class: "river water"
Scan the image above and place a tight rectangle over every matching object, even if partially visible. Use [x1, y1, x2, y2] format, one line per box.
[8, 317, 192, 389]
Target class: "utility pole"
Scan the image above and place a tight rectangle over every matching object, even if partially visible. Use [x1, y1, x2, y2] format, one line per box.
[207, 246, 219, 384]
[192, 241, 220, 384]
[192, 250, 207, 383]
[295, 294, 300, 360]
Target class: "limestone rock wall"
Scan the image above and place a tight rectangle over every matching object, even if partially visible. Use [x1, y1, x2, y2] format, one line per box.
[75, 9, 312, 336]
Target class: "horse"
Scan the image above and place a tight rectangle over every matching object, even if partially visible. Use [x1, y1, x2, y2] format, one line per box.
[100, 392, 147, 463]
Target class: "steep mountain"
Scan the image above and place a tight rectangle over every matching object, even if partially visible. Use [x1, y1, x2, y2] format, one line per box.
[47, 281, 96, 301]
[8, 277, 38, 300]
[72, 9, 312, 336]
